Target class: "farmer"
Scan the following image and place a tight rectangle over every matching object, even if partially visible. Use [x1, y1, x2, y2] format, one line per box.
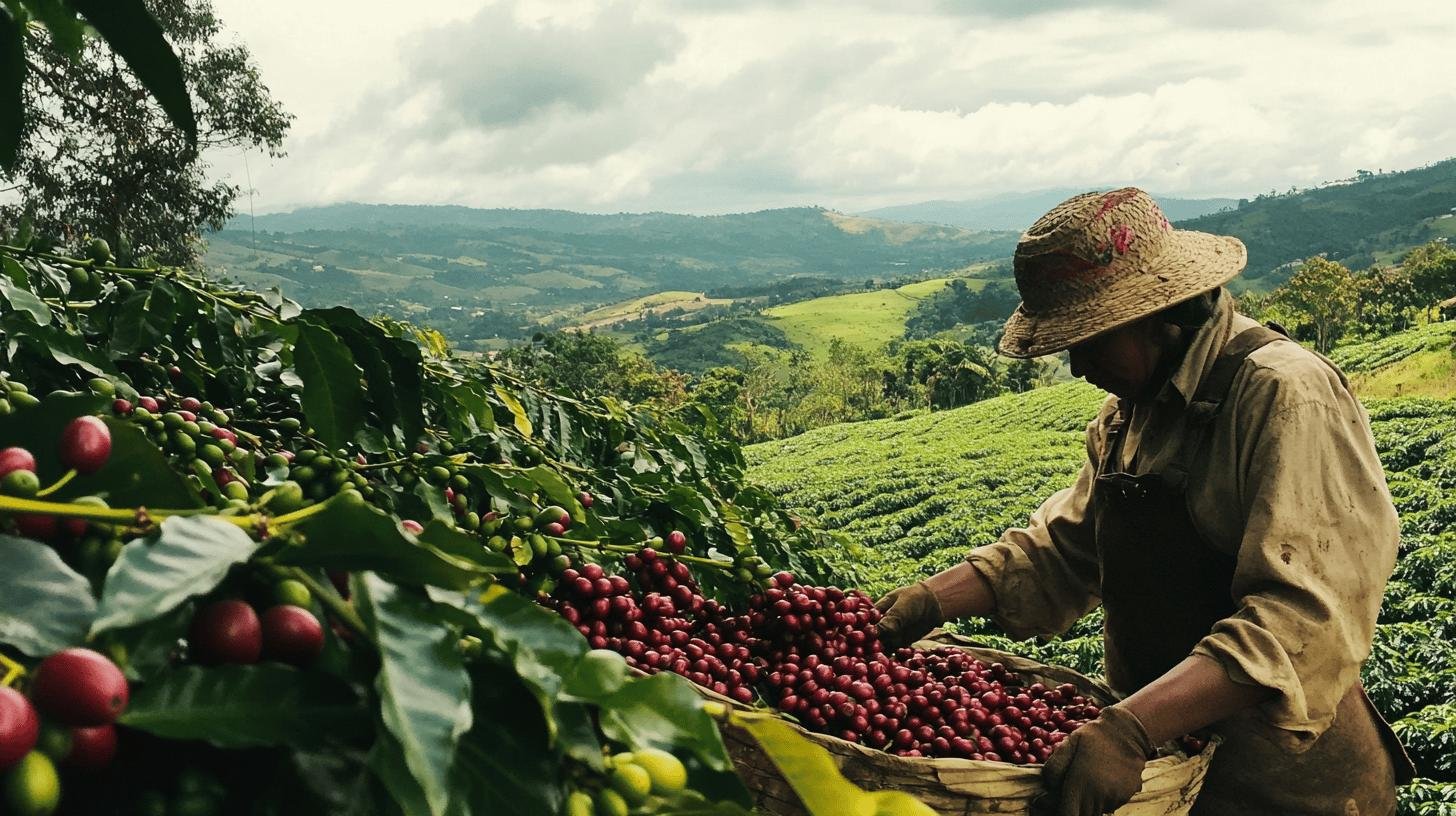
[874, 188, 1414, 815]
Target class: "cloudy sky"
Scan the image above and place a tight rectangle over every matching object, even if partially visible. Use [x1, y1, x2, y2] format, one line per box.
[207, 0, 1456, 216]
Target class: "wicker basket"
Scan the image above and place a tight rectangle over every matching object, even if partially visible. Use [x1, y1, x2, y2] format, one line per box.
[712, 633, 1218, 816]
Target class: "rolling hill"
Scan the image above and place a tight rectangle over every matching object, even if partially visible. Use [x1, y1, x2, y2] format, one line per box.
[861, 190, 1236, 232]
[203, 205, 1019, 351]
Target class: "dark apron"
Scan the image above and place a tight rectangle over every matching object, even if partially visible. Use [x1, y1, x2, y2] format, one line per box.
[1092, 326, 1415, 815]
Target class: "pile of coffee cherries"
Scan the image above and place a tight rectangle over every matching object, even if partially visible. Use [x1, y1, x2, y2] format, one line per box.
[541, 552, 1111, 765]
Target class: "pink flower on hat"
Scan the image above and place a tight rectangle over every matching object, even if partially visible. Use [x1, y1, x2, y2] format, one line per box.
[1110, 224, 1136, 254]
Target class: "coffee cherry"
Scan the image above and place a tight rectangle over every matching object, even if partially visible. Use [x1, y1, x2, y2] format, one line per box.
[63, 724, 117, 769]
[59, 415, 111, 474]
[0, 687, 39, 769]
[0, 447, 36, 479]
[189, 600, 263, 665]
[28, 648, 129, 726]
[261, 605, 325, 666]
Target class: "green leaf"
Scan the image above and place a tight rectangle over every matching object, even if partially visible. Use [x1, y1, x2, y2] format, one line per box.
[1, 255, 28, 287]
[68, 0, 196, 144]
[493, 385, 533, 437]
[598, 672, 735, 771]
[21, 0, 85, 54]
[356, 574, 472, 816]
[524, 466, 585, 523]
[279, 494, 504, 588]
[0, 272, 51, 324]
[119, 664, 368, 748]
[0, 535, 96, 657]
[736, 716, 935, 816]
[445, 661, 568, 816]
[293, 320, 366, 450]
[429, 584, 585, 743]
[416, 520, 514, 573]
[413, 479, 453, 524]
[91, 516, 260, 635]
[2, 314, 110, 375]
[111, 282, 179, 352]
[0, 6, 23, 171]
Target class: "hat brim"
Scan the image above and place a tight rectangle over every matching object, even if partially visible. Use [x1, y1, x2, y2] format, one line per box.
[997, 230, 1246, 359]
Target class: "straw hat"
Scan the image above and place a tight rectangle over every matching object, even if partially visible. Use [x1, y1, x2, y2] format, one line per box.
[997, 188, 1246, 359]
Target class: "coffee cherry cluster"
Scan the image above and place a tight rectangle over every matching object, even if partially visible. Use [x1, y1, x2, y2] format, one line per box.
[541, 553, 759, 705]
[188, 591, 325, 669]
[0, 648, 130, 815]
[540, 559, 1127, 766]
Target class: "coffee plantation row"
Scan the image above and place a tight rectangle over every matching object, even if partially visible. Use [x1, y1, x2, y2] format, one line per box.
[0, 239, 961, 816]
[747, 376, 1456, 812]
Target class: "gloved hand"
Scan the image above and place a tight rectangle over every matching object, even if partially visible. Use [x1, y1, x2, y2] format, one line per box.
[1037, 704, 1153, 816]
[872, 582, 943, 650]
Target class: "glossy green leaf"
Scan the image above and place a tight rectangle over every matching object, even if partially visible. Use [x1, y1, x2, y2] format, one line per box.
[3, 314, 110, 375]
[357, 574, 472, 816]
[598, 672, 735, 771]
[294, 320, 366, 450]
[69, 0, 196, 144]
[493, 385, 533, 437]
[524, 466, 585, 522]
[119, 664, 368, 748]
[91, 515, 260, 634]
[0, 535, 96, 656]
[445, 660, 567, 816]
[429, 584, 585, 743]
[0, 6, 22, 170]
[416, 520, 514, 573]
[280, 494, 504, 587]
[736, 716, 932, 816]
[23, 0, 86, 56]
[111, 282, 179, 352]
[0, 272, 50, 324]
[598, 673, 749, 807]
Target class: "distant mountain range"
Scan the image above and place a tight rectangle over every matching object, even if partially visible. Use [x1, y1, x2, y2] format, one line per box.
[860, 190, 1238, 232]
[203, 158, 1456, 352]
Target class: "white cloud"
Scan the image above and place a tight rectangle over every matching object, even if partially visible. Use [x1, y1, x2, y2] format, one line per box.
[206, 0, 1456, 216]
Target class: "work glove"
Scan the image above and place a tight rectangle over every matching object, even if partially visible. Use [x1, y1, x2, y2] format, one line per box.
[872, 582, 942, 650]
[1036, 704, 1153, 816]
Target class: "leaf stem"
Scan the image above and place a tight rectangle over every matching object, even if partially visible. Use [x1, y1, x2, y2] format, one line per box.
[270, 501, 334, 527]
[356, 457, 410, 472]
[33, 469, 78, 498]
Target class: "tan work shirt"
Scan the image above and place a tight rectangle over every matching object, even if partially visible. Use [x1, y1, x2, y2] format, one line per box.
[966, 292, 1400, 750]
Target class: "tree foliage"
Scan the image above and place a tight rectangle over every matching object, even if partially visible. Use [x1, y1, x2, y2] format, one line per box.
[2, 0, 290, 266]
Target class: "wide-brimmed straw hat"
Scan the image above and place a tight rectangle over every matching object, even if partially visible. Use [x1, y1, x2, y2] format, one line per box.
[997, 187, 1246, 359]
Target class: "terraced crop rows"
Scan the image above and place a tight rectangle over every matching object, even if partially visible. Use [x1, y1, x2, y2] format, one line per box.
[748, 382, 1456, 809]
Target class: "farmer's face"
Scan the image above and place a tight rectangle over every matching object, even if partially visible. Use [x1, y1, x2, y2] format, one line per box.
[1068, 320, 1164, 401]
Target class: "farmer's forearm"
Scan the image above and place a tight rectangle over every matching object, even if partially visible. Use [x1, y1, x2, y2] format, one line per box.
[922, 561, 997, 620]
[1121, 654, 1275, 747]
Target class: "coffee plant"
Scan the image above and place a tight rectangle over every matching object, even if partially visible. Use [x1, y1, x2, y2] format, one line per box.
[749, 377, 1456, 812]
[0, 238, 940, 816]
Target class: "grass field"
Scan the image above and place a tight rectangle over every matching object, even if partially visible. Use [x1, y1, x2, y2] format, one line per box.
[1332, 321, 1456, 399]
[575, 291, 733, 329]
[763, 277, 972, 357]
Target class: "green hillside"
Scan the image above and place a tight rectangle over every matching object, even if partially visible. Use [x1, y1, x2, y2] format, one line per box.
[1332, 321, 1456, 399]
[762, 277, 959, 358]
[1178, 159, 1456, 290]
[744, 383, 1456, 795]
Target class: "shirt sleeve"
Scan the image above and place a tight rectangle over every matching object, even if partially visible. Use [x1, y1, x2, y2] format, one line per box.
[964, 413, 1106, 640]
[1190, 363, 1399, 751]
